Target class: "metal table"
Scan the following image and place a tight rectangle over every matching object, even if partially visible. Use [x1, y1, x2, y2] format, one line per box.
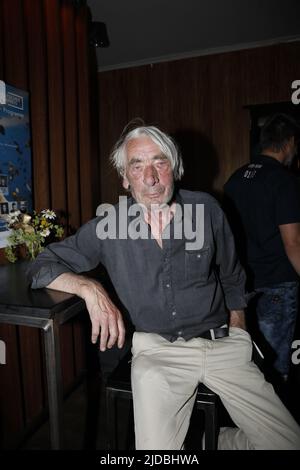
[0, 260, 86, 449]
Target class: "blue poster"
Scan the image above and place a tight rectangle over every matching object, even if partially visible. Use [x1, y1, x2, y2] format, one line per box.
[0, 81, 32, 247]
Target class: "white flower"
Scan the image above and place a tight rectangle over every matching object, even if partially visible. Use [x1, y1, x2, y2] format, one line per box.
[41, 209, 56, 220]
[22, 214, 32, 224]
[40, 228, 50, 237]
[9, 210, 21, 218]
[7, 210, 21, 225]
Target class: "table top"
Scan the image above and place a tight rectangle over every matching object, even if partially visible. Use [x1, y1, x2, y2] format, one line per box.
[0, 260, 83, 318]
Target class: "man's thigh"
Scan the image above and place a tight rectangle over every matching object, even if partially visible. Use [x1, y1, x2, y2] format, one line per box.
[131, 332, 204, 449]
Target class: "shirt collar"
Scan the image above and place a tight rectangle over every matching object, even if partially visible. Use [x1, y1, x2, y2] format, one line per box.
[255, 154, 284, 167]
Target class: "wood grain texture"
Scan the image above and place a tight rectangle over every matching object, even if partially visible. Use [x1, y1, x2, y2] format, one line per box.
[0, 324, 24, 448]
[24, 0, 51, 209]
[76, 7, 94, 222]
[98, 41, 300, 204]
[0, 0, 4, 79]
[2, 0, 27, 89]
[0, 0, 97, 448]
[61, 2, 81, 232]
[44, 0, 67, 214]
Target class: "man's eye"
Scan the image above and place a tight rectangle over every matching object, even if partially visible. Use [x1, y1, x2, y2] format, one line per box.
[156, 160, 169, 168]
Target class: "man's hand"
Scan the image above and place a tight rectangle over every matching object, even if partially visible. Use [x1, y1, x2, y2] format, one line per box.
[47, 273, 125, 351]
[80, 280, 125, 351]
[229, 309, 246, 330]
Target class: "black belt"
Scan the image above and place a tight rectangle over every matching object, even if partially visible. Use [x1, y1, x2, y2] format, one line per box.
[195, 327, 229, 340]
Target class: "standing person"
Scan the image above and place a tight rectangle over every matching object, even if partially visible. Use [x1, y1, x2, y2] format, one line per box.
[27, 123, 300, 450]
[224, 113, 300, 383]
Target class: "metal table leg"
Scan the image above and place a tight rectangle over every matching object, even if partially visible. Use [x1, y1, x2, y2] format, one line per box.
[43, 319, 64, 450]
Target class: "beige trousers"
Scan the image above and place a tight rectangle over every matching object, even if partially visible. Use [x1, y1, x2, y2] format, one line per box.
[131, 328, 300, 450]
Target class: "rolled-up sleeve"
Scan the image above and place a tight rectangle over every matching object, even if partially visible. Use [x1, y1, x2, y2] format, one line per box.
[27, 218, 103, 289]
[215, 206, 248, 310]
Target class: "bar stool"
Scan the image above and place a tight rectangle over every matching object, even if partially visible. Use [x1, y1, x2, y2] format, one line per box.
[105, 355, 219, 450]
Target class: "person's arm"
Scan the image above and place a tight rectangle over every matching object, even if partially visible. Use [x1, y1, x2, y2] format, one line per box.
[279, 222, 300, 276]
[27, 217, 125, 351]
[47, 272, 125, 351]
[229, 309, 246, 329]
[214, 202, 248, 326]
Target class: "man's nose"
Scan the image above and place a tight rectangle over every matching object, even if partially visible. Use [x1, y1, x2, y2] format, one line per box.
[143, 165, 159, 186]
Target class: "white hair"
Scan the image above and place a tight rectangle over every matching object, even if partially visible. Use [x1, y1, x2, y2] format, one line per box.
[110, 125, 184, 181]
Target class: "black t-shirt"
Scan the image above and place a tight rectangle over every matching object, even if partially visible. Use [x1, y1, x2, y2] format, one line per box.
[224, 155, 300, 288]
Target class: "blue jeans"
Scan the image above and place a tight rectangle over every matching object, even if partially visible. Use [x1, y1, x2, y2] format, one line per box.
[256, 281, 299, 377]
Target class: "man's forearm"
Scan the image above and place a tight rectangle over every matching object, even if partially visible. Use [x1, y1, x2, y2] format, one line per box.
[47, 272, 95, 298]
[229, 309, 246, 329]
[279, 223, 300, 276]
[284, 245, 300, 276]
[47, 272, 125, 351]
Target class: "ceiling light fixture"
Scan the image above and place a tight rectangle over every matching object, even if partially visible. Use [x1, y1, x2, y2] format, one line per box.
[89, 21, 110, 48]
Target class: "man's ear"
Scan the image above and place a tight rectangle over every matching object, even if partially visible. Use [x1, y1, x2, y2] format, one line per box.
[285, 136, 296, 154]
[122, 176, 130, 190]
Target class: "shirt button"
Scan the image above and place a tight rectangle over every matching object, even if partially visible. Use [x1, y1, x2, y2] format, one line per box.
[197, 254, 201, 258]
[166, 283, 170, 288]
[178, 330, 182, 336]
[172, 311, 176, 316]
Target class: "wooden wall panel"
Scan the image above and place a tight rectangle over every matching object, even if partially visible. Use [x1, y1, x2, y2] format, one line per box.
[44, 0, 67, 214]
[2, 0, 27, 89]
[61, 2, 81, 232]
[17, 326, 44, 426]
[269, 43, 300, 104]
[98, 41, 300, 204]
[209, 52, 245, 191]
[0, 324, 23, 448]
[0, 0, 4, 78]
[73, 317, 86, 375]
[76, 7, 95, 222]
[24, 0, 50, 210]
[0, 0, 99, 448]
[1, 0, 45, 438]
[59, 323, 75, 391]
[99, 71, 128, 204]
[88, 40, 101, 214]
[125, 66, 152, 124]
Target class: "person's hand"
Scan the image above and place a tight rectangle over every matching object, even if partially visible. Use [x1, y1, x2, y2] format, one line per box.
[80, 280, 125, 351]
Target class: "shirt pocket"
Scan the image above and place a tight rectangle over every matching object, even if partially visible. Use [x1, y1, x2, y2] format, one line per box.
[185, 247, 211, 282]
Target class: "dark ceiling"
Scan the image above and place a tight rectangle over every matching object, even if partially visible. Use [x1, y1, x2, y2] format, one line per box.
[86, 0, 300, 71]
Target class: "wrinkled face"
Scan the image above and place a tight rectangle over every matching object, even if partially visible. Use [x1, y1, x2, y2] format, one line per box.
[123, 136, 174, 208]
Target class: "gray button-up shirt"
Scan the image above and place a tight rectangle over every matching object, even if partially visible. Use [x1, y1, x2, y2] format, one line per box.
[28, 190, 247, 341]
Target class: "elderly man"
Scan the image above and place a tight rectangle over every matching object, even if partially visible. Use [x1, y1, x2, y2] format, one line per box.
[28, 124, 300, 450]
